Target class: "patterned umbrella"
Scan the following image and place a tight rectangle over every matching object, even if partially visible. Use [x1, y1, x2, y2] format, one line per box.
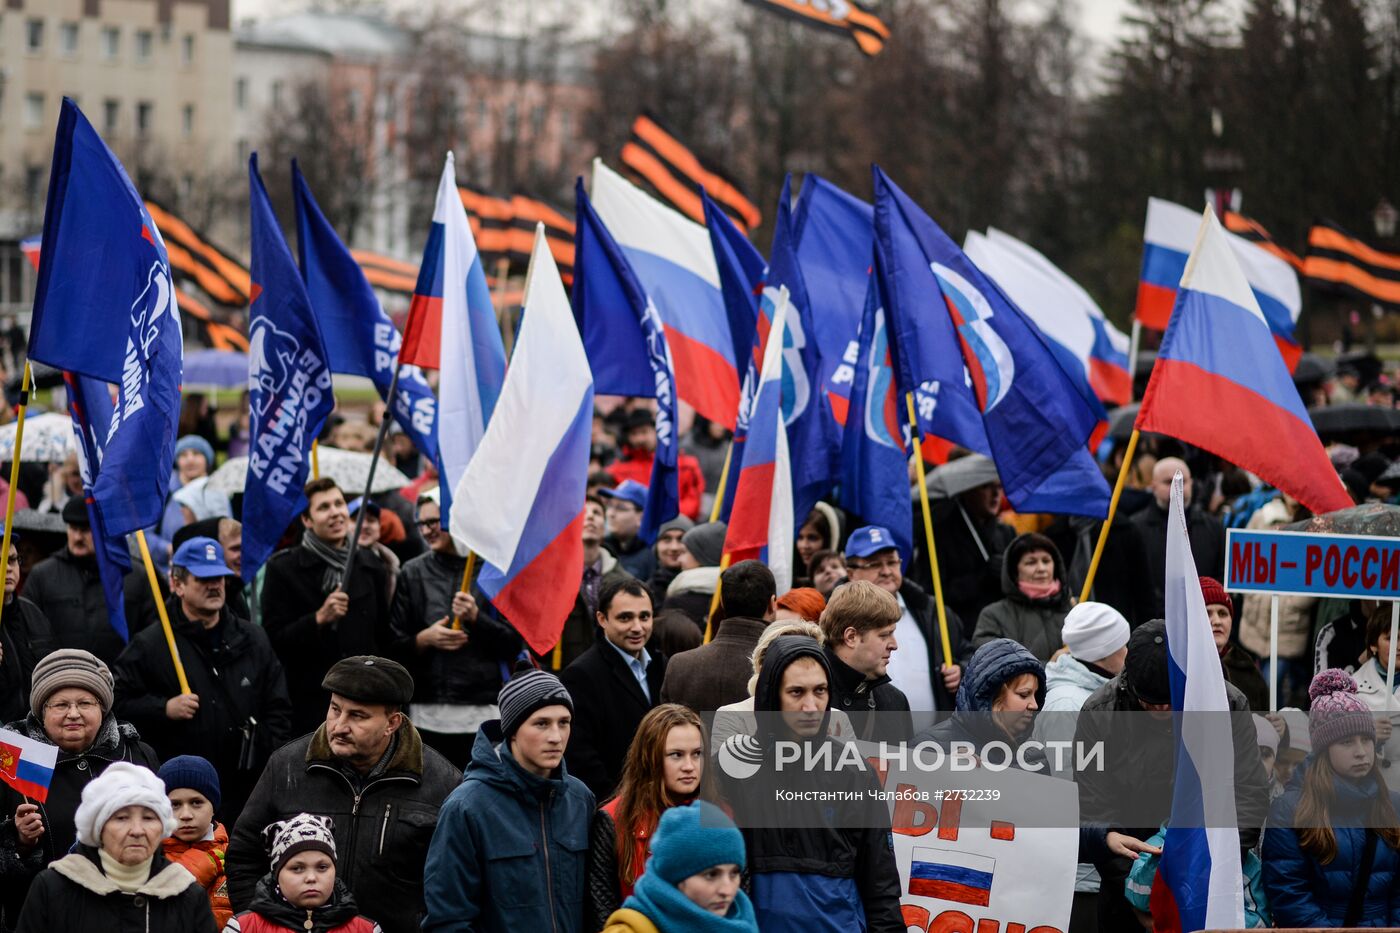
[206, 446, 411, 496]
[0, 413, 76, 463]
[1283, 502, 1400, 538]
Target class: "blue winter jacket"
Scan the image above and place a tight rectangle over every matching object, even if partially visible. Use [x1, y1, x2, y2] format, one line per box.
[1262, 759, 1400, 928]
[421, 721, 596, 933]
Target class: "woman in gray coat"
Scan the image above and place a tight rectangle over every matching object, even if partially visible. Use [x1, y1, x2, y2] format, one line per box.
[972, 533, 1072, 663]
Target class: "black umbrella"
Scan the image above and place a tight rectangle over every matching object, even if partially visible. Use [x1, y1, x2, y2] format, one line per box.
[1283, 502, 1400, 538]
[1308, 403, 1400, 437]
[1107, 404, 1140, 442]
[1292, 353, 1335, 386]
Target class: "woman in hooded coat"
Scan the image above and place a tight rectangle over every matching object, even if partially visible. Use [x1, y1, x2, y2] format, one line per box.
[972, 533, 1072, 663]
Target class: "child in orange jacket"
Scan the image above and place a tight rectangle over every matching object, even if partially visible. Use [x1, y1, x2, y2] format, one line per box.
[159, 755, 232, 927]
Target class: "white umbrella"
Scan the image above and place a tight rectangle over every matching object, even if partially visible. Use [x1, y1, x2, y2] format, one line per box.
[0, 413, 76, 463]
[206, 447, 411, 495]
[922, 454, 1000, 499]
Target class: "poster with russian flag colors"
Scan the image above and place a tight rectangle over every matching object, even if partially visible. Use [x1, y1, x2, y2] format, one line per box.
[0, 727, 58, 802]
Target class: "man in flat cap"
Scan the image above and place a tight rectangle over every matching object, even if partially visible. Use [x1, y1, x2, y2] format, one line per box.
[225, 655, 460, 933]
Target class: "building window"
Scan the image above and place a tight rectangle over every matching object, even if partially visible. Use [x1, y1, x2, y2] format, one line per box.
[503, 102, 517, 139]
[102, 26, 119, 61]
[135, 30, 152, 62]
[59, 22, 78, 56]
[235, 77, 247, 110]
[237, 138, 249, 164]
[179, 174, 193, 204]
[135, 101, 152, 136]
[25, 18, 43, 53]
[181, 104, 194, 137]
[476, 99, 488, 130]
[25, 167, 43, 211]
[271, 80, 283, 109]
[181, 34, 194, 66]
[103, 99, 120, 135]
[559, 110, 572, 141]
[530, 106, 545, 136]
[346, 88, 361, 124]
[24, 93, 44, 129]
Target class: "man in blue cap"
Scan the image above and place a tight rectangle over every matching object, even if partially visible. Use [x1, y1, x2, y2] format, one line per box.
[113, 536, 292, 825]
[843, 525, 969, 715]
[600, 479, 656, 580]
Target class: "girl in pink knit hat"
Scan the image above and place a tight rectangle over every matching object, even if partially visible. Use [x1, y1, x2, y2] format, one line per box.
[1261, 669, 1400, 927]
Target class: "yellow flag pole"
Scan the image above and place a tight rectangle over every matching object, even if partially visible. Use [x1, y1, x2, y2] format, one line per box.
[310, 439, 320, 480]
[0, 362, 32, 630]
[136, 529, 191, 694]
[1079, 428, 1139, 603]
[703, 553, 732, 644]
[906, 393, 955, 672]
[450, 551, 478, 631]
[708, 440, 734, 523]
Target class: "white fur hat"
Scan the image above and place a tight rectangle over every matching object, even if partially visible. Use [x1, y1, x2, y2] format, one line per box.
[74, 762, 175, 847]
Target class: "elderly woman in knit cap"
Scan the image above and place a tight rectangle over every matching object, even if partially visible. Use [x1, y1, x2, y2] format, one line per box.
[603, 800, 757, 933]
[15, 762, 216, 932]
[0, 648, 158, 923]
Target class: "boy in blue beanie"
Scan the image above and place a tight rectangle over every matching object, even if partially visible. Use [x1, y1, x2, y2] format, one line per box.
[159, 755, 232, 926]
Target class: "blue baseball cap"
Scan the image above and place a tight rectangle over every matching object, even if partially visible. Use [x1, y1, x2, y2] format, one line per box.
[172, 536, 233, 578]
[347, 496, 381, 518]
[598, 479, 647, 510]
[845, 525, 898, 560]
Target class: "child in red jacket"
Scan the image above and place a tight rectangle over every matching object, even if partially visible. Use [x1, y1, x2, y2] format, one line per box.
[159, 755, 232, 927]
[224, 813, 382, 933]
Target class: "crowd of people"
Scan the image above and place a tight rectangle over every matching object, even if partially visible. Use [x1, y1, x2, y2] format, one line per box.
[0, 380, 1395, 931]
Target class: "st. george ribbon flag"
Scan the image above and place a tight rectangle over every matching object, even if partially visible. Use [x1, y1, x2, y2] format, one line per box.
[838, 273, 912, 563]
[449, 225, 594, 656]
[1157, 471, 1245, 932]
[398, 154, 506, 529]
[292, 162, 439, 462]
[1136, 207, 1352, 517]
[28, 98, 183, 537]
[574, 179, 681, 543]
[243, 153, 336, 582]
[873, 166, 1110, 517]
[722, 274, 796, 593]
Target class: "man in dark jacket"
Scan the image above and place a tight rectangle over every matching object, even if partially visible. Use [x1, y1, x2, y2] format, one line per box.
[112, 536, 292, 824]
[0, 531, 52, 724]
[421, 669, 594, 932]
[555, 495, 631, 670]
[660, 559, 776, 713]
[225, 656, 459, 933]
[819, 580, 912, 741]
[1073, 620, 1270, 930]
[844, 526, 970, 714]
[260, 478, 391, 736]
[1129, 458, 1227, 617]
[559, 578, 667, 798]
[389, 494, 521, 768]
[910, 472, 1014, 632]
[718, 636, 903, 933]
[599, 480, 656, 580]
[22, 496, 136, 664]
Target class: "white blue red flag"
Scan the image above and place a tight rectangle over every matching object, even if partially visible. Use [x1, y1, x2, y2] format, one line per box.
[722, 279, 795, 593]
[0, 726, 58, 802]
[1137, 197, 1302, 370]
[590, 160, 740, 429]
[873, 167, 1110, 517]
[29, 98, 183, 536]
[573, 180, 681, 542]
[1137, 208, 1351, 516]
[449, 225, 593, 655]
[399, 154, 506, 529]
[1158, 471, 1244, 931]
[244, 154, 336, 582]
[292, 162, 439, 463]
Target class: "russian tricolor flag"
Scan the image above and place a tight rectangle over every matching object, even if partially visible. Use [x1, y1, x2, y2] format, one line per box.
[1137, 197, 1302, 370]
[448, 225, 592, 656]
[908, 847, 995, 907]
[590, 159, 740, 429]
[1157, 471, 1244, 931]
[0, 727, 58, 802]
[1136, 207, 1352, 517]
[722, 279, 795, 594]
[400, 154, 506, 528]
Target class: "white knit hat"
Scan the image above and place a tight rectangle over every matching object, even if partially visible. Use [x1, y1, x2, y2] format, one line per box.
[1062, 601, 1131, 663]
[73, 762, 176, 847]
[1253, 714, 1280, 753]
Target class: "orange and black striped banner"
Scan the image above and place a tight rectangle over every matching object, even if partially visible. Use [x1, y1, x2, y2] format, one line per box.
[458, 186, 576, 284]
[1223, 211, 1305, 272]
[145, 199, 252, 307]
[174, 287, 250, 352]
[620, 112, 762, 234]
[353, 249, 420, 295]
[1303, 221, 1400, 308]
[742, 0, 890, 57]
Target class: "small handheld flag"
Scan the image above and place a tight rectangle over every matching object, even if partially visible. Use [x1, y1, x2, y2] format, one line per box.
[0, 727, 58, 803]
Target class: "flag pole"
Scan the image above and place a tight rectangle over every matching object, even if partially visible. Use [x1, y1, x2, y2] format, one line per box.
[1127, 320, 1143, 402]
[905, 393, 955, 674]
[0, 362, 32, 630]
[450, 551, 477, 631]
[339, 363, 403, 589]
[136, 529, 190, 694]
[1079, 428, 1139, 602]
[311, 440, 320, 480]
[703, 553, 732, 644]
[708, 440, 733, 523]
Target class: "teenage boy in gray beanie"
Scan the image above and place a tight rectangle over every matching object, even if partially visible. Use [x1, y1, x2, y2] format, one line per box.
[421, 668, 594, 932]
